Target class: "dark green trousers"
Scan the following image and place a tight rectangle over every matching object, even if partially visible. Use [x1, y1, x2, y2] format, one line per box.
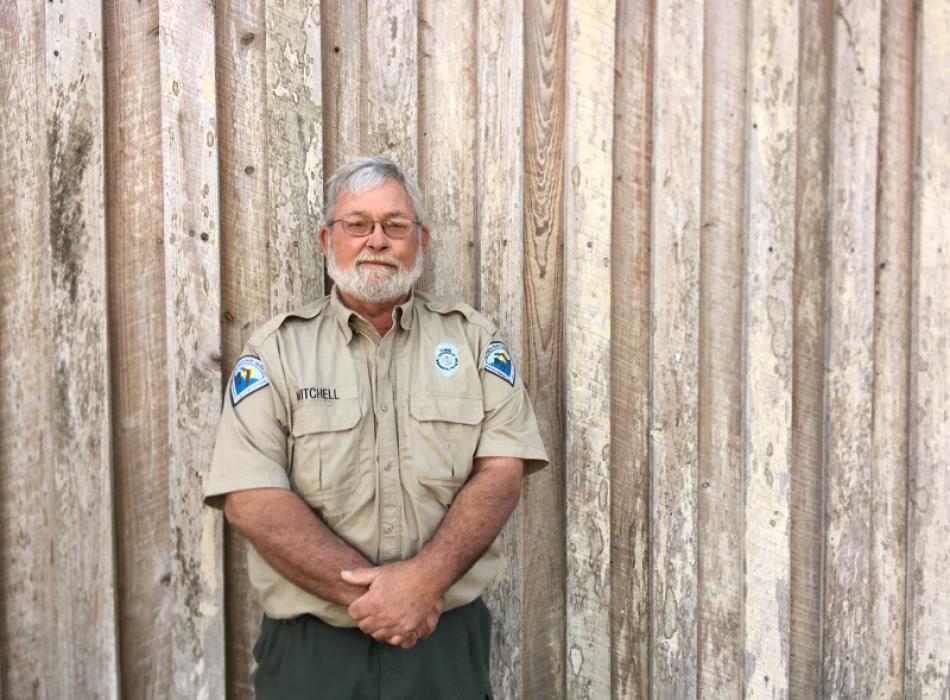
[253, 598, 493, 699]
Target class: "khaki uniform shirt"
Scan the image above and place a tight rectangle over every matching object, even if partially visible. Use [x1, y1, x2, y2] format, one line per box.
[205, 287, 548, 627]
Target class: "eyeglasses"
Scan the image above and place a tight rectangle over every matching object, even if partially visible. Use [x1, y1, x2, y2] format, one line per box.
[329, 216, 420, 239]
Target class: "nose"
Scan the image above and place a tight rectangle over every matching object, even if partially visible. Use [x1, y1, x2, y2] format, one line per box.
[364, 220, 389, 248]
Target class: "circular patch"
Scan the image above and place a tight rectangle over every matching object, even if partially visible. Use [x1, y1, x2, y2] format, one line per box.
[435, 342, 460, 377]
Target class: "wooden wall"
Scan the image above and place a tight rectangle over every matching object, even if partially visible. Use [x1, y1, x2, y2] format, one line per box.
[1, 1, 947, 698]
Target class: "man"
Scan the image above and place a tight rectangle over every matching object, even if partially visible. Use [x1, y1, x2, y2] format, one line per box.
[205, 156, 548, 699]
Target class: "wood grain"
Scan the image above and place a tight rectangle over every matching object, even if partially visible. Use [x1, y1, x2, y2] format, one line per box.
[265, 0, 324, 314]
[417, 0, 477, 300]
[905, 1, 950, 695]
[740, 1, 798, 696]
[696, 0, 746, 694]
[321, 0, 365, 178]
[869, 0, 915, 695]
[522, 0, 567, 696]
[563, 2, 615, 698]
[157, 1, 226, 696]
[0, 3, 55, 697]
[103, 1, 172, 697]
[214, 0, 270, 697]
[363, 0, 417, 175]
[474, 2, 525, 695]
[650, 0, 703, 696]
[610, 0, 654, 695]
[790, 1, 833, 697]
[821, 0, 881, 695]
[45, 2, 120, 696]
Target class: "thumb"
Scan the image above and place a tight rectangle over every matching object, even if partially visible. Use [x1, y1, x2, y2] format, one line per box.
[341, 567, 381, 586]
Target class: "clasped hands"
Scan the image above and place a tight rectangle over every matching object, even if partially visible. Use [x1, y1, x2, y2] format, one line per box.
[341, 559, 444, 649]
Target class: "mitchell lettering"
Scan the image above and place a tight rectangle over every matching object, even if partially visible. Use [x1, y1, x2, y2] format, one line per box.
[296, 387, 340, 401]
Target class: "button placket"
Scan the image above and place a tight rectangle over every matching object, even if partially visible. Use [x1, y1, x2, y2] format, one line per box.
[377, 333, 400, 561]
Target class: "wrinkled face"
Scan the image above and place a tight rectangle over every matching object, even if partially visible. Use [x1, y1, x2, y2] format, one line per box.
[320, 178, 429, 305]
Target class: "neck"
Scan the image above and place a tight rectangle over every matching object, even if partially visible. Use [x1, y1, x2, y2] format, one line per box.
[337, 288, 409, 336]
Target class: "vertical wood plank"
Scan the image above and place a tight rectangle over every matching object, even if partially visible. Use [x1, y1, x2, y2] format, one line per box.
[417, 0, 477, 300]
[741, 1, 798, 696]
[869, 0, 915, 695]
[364, 0, 417, 174]
[789, 0, 832, 696]
[475, 3, 525, 696]
[522, 0, 567, 696]
[650, 0, 703, 695]
[563, 2, 614, 698]
[321, 0, 365, 175]
[265, 0, 324, 314]
[0, 3, 55, 697]
[696, 0, 746, 694]
[905, 0, 950, 695]
[157, 1, 226, 696]
[103, 1, 172, 697]
[215, 0, 269, 697]
[821, 0, 881, 695]
[611, 0, 654, 695]
[44, 2, 119, 696]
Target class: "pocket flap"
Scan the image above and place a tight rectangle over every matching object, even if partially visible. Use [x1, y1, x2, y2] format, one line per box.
[292, 397, 361, 436]
[409, 391, 483, 425]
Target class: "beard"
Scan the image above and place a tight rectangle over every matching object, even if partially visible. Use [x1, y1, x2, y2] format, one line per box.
[325, 234, 425, 304]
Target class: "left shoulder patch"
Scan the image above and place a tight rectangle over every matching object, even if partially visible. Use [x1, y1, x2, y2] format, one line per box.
[483, 341, 515, 386]
[230, 356, 270, 405]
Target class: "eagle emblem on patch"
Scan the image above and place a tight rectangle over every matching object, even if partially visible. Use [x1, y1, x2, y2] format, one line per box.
[230, 356, 270, 405]
[483, 341, 515, 385]
[435, 342, 460, 377]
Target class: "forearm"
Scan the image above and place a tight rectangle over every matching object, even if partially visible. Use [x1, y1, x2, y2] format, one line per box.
[413, 456, 523, 597]
[224, 487, 372, 606]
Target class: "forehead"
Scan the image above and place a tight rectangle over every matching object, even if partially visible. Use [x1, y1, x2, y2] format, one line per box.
[334, 178, 415, 217]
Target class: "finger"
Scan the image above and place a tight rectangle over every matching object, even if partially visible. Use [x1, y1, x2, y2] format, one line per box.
[341, 567, 381, 586]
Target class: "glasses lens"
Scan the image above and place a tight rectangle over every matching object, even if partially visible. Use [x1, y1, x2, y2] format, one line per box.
[383, 220, 414, 238]
[341, 217, 372, 236]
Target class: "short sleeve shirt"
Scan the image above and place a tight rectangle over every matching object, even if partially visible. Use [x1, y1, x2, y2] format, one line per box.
[205, 287, 549, 626]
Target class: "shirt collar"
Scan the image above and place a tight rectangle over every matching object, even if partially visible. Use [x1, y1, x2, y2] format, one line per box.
[330, 286, 416, 341]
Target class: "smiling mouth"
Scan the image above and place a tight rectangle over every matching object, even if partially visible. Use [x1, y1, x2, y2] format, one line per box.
[358, 260, 397, 269]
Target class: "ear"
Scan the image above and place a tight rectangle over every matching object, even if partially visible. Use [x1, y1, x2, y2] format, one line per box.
[319, 226, 331, 255]
[420, 225, 430, 253]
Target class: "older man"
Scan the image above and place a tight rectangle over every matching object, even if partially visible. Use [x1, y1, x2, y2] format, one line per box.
[205, 156, 548, 699]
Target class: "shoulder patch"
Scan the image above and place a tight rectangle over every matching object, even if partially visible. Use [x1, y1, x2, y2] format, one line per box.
[230, 356, 270, 405]
[483, 341, 515, 386]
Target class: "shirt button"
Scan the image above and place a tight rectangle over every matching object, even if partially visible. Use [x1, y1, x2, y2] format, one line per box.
[383, 524, 393, 534]
[385, 462, 393, 471]
[379, 349, 387, 358]
[381, 404, 389, 412]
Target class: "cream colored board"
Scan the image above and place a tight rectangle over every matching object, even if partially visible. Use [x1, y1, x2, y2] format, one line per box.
[741, 0, 798, 696]
[265, 0, 324, 314]
[157, 1, 226, 696]
[321, 0, 364, 176]
[821, 0, 881, 695]
[905, 0, 950, 695]
[650, 0, 703, 696]
[417, 0, 477, 301]
[45, 1, 119, 696]
[563, 2, 615, 699]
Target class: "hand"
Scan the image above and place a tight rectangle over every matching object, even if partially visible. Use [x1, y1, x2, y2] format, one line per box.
[342, 561, 444, 649]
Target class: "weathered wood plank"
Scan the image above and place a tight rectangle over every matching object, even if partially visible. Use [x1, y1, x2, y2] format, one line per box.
[102, 1, 172, 697]
[44, 2, 120, 697]
[905, 1, 950, 695]
[869, 0, 915, 695]
[214, 0, 269, 697]
[790, 1, 832, 696]
[741, 1, 798, 696]
[157, 1, 226, 696]
[696, 0, 745, 695]
[0, 3, 55, 697]
[265, 0, 324, 314]
[564, 2, 614, 698]
[821, 0, 881, 695]
[417, 0, 477, 300]
[364, 0, 417, 175]
[522, 0, 567, 696]
[474, 2, 525, 696]
[321, 0, 364, 176]
[650, 0, 703, 695]
[610, 0, 654, 696]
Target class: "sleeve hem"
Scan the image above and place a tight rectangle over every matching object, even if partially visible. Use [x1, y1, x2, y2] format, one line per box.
[474, 442, 549, 474]
[203, 473, 291, 510]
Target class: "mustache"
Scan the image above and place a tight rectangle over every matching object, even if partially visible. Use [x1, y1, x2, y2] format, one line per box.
[356, 252, 401, 268]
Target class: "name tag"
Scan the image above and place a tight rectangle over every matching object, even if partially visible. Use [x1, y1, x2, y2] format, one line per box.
[296, 387, 339, 401]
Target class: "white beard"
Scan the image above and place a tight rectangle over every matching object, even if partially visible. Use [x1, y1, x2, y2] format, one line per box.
[325, 234, 425, 303]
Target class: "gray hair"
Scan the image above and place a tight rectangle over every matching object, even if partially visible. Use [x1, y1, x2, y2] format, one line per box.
[323, 155, 426, 227]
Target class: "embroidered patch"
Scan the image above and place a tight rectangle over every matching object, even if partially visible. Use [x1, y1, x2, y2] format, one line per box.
[230, 356, 270, 405]
[435, 342, 460, 377]
[483, 341, 515, 385]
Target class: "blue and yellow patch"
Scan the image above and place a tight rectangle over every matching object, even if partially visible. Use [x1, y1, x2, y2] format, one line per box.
[483, 341, 515, 386]
[230, 356, 270, 405]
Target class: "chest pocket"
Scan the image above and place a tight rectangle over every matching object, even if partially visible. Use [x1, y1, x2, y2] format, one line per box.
[290, 387, 364, 515]
[408, 391, 483, 498]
